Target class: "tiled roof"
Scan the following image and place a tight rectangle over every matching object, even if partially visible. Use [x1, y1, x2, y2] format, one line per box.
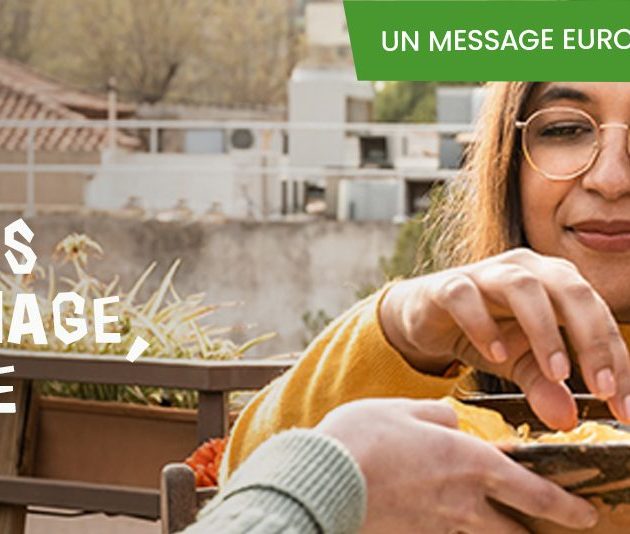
[0, 57, 138, 152]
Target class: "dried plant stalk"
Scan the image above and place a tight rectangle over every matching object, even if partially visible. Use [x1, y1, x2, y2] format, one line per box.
[1, 234, 273, 408]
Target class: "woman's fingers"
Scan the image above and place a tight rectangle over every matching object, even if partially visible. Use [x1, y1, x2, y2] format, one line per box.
[605, 345, 630, 423]
[407, 248, 630, 425]
[430, 266, 580, 428]
[506, 252, 630, 420]
[510, 352, 578, 430]
[540, 281, 619, 395]
[467, 263, 570, 383]
[486, 450, 598, 530]
[431, 273, 508, 364]
[553, 291, 630, 414]
[465, 250, 630, 423]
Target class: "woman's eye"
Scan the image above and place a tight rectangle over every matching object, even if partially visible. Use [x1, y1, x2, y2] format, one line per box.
[538, 122, 593, 139]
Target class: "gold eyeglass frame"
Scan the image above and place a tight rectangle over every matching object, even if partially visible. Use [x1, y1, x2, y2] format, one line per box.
[515, 106, 630, 181]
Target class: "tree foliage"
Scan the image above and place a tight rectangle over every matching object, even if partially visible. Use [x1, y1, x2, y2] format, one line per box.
[0, 0, 41, 62]
[374, 81, 480, 123]
[0, 0, 303, 106]
[176, 0, 303, 107]
[373, 82, 437, 123]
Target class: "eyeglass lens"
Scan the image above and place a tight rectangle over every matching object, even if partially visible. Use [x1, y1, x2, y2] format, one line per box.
[525, 109, 600, 179]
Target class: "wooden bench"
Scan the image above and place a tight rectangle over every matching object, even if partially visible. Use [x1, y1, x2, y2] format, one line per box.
[0, 349, 293, 532]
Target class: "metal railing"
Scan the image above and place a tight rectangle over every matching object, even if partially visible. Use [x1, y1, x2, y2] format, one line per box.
[0, 119, 473, 218]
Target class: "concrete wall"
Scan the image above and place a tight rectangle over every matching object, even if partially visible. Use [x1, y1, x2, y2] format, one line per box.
[0, 213, 398, 356]
[86, 151, 286, 219]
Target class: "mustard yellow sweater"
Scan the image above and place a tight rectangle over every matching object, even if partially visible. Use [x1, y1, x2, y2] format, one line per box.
[223, 281, 630, 480]
[223, 286, 472, 479]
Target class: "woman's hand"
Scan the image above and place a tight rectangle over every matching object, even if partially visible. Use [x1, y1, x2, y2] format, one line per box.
[380, 248, 630, 429]
[316, 398, 598, 534]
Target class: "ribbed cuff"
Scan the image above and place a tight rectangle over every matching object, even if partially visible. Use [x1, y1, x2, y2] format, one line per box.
[217, 429, 366, 534]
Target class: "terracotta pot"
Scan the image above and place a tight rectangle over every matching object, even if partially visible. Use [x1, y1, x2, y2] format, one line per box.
[33, 396, 199, 488]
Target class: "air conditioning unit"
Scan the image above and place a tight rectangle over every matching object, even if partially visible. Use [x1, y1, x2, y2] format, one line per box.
[227, 129, 285, 154]
[229, 128, 256, 150]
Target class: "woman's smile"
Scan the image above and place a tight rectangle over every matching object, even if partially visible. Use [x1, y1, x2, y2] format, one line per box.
[567, 219, 630, 253]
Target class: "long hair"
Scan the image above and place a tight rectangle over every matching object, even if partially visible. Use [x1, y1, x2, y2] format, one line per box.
[417, 82, 550, 394]
[417, 82, 535, 275]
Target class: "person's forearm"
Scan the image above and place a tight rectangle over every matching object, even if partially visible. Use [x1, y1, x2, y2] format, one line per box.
[183, 430, 366, 534]
[182, 487, 320, 534]
[224, 286, 469, 478]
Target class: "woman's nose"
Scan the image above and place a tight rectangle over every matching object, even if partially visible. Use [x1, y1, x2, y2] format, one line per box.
[581, 128, 630, 200]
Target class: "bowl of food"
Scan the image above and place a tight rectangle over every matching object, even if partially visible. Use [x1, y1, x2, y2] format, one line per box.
[454, 395, 630, 534]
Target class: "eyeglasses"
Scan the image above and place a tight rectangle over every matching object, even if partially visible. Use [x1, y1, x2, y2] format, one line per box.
[515, 107, 630, 181]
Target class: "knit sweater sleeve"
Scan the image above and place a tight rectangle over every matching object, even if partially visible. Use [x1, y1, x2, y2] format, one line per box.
[182, 429, 366, 534]
[223, 284, 472, 479]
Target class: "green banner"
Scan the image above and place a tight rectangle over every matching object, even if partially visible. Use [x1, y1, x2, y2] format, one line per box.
[343, 0, 630, 81]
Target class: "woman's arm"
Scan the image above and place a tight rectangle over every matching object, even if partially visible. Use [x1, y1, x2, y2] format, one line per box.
[223, 285, 470, 477]
[225, 248, 630, 476]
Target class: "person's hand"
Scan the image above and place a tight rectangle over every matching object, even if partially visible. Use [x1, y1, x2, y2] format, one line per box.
[316, 398, 598, 534]
[380, 248, 630, 429]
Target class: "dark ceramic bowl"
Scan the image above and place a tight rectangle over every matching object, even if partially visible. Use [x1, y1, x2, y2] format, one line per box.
[464, 395, 630, 533]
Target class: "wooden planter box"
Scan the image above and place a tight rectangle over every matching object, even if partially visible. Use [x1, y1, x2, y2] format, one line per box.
[0, 351, 293, 530]
[32, 397, 200, 489]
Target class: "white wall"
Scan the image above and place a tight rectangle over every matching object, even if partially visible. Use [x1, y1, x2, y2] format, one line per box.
[288, 67, 374, 168]
[86, 152, 285, 219]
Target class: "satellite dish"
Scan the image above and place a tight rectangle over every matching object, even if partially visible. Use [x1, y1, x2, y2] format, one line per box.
[231, 129, 255, 150]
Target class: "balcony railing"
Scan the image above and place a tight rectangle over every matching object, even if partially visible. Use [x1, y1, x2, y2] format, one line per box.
[0, 118, 473, 219]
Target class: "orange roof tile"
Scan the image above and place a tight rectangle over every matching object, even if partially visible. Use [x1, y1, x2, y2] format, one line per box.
[0, 56, 135, 118]
[0, 57, 138, 152]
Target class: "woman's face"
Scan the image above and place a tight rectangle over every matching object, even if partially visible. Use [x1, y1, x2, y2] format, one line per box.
[520, 83, 630, 320]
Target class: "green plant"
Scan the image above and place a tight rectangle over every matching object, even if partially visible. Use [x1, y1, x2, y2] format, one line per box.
[0, 233, 274, 408]
[380, 216, 425, 280]
[300, 186, 451, 344]
[301, 309, 334, 348]
[374, 81, 482, 124]
[381, 184, 450, 280]
[374, 82, 438, 123]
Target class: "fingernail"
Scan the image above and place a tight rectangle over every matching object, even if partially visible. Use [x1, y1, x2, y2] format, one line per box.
[584, 504, 599, 528]
[624, 395, 630, 421]
[489, 340, 508, 363]
[549, 351, 570, 382]
[595, 368, 616, 399]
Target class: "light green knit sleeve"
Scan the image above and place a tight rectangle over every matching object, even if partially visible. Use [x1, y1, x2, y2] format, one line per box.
[181, 429, 366, 534]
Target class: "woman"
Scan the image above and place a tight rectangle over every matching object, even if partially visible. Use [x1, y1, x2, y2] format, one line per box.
[223, 83, 630, 531]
